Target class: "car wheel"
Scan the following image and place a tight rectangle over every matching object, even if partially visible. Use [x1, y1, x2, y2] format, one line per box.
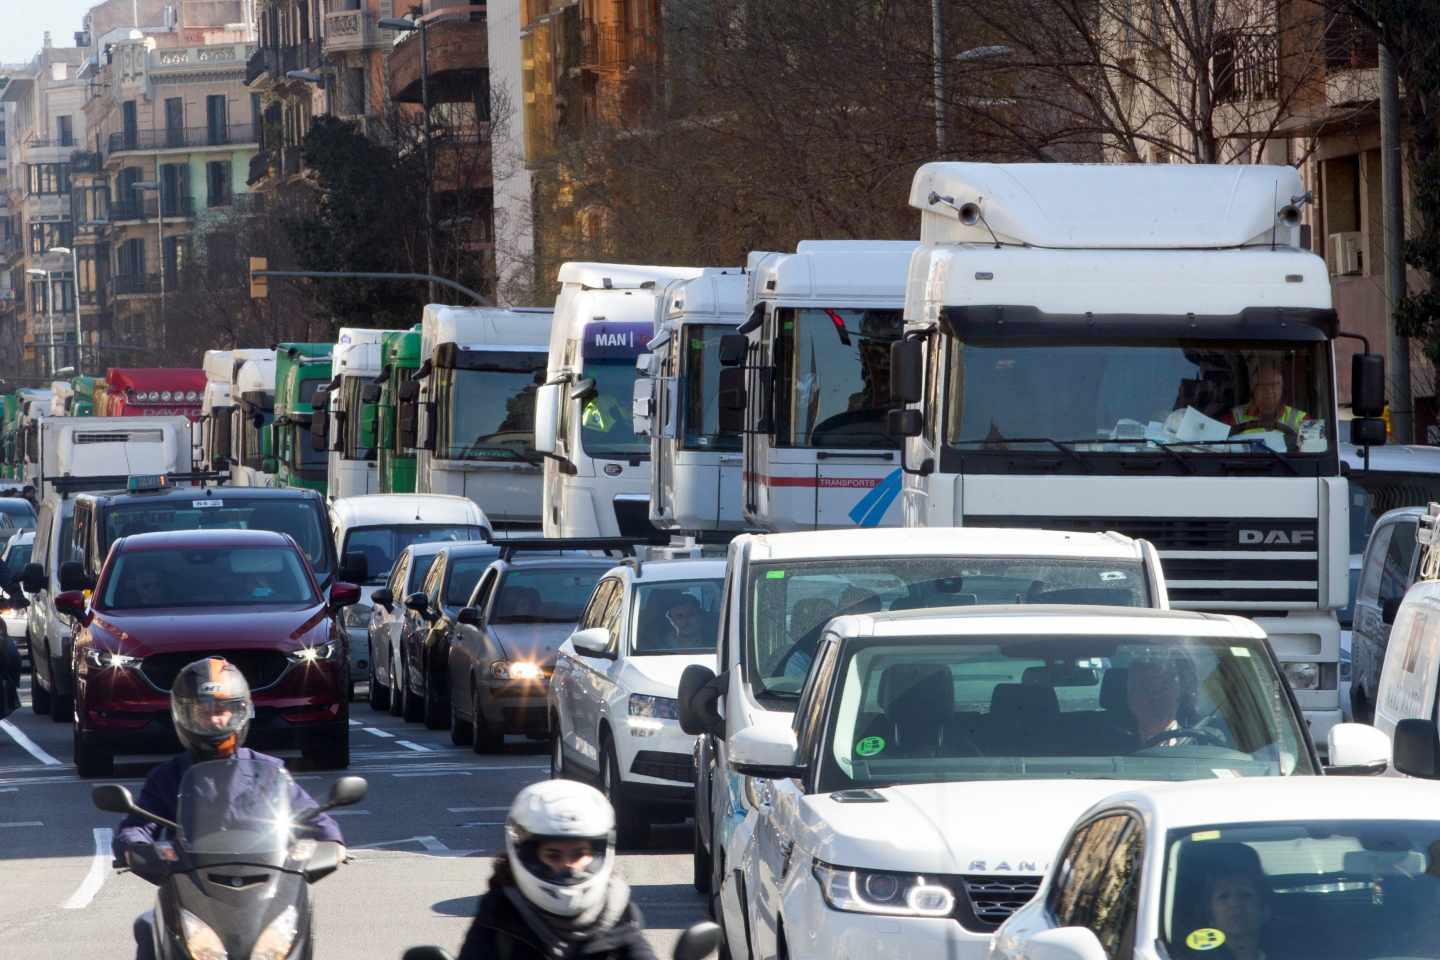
[550, 721, 567, 779]
[388, 652, 403, 718]
[304, 731, 350, 770]
[49, 657, 70, 723]
[471, 687, 503, 754]
[368, 659, 390, 712]
[449, 696, 473, 747]
[693, 805, 712, 893]
[73, 723, 112, 778]
[29, 656, 50, 715]
[601, 734, 648, 850]
[422, 668, 447, 730]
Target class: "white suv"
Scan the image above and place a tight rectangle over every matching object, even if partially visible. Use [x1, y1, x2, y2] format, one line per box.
[550, 557, 726, 848]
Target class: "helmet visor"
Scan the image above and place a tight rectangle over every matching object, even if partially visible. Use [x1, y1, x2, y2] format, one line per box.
[512, 834, 610, 887]
[172, 697, 250, 739]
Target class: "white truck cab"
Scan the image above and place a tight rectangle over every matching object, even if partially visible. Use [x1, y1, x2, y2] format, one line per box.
[886, 162, 1390, 746]
[318, 328, 395, 500]
[634, 269, 747, 539]
[412, 305, 553, 530]
[231, 352, 278, 487]
[535, 263, 705, 539]
[677, 526, 1169, 918]
[200, 349, 236, 474]
[718, 241, 917, 531]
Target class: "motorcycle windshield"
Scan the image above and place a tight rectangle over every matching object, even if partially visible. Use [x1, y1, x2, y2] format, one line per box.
[177, 758, 296, 857]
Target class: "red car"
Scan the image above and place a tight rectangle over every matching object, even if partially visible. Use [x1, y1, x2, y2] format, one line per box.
[64, 528, 360, 776]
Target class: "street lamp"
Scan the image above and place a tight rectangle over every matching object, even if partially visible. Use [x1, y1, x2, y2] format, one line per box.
[133, 179, 165, 355]
[25, 267, 56, 376]
[47, 246, 81, 375]
[931, 38, 1013, 154]
[380, 15, 436, 302]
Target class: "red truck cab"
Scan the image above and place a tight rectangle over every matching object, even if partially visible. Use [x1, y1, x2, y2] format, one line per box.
[102, 367, 206, 420]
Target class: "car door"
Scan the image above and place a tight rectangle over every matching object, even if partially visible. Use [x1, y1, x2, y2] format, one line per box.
[406, 553, 446, 690]
[1354, 521, 1395, 699]
[372, 551, 409, 686]
[560, 578, 617, 773]
[27, 504, 53, 678]
[452, 568, 500, 708]
[1035, 813, 1145, 958]
[577, 578, 626, 771]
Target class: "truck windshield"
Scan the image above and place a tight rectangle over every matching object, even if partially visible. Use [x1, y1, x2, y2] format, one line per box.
[435, 352, 547, 461]
[342, 525, 486, 585]
[101, 498, 332, 578]
[775, 307, 902, 450]
[1160, 820, 1440, 959]
[947, 340, 1332, 457]
[682, 325, 741, 451]
[815, 634, 1313, 792]
[746, 556, 1150, 704]
[580, 359, 648, 459]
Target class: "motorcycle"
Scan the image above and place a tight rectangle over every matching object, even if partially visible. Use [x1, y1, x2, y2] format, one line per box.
[92, 757, 366, 960]
[401, 920, 722, 960]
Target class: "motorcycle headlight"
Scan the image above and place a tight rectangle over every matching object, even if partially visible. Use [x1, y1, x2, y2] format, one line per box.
[628, 693, 679, 720]
[250, 904, 299, 960]
[288, 642, 339, 664]
[812, 860, 956, 917]
[85, 649, 139, 669]
[180, 909, 228, 960]
[1282, 661, 1321, 690]
[342, 602, 373, 629]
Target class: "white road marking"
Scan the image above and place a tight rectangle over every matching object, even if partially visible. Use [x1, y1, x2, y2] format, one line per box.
[0, 787, 17, 793]
[395, 740, 431, 753]
[0, 719, 61, 766]
[330, 810, 371, 816]
[447, 805, 513, 813]
[362, 727, 395, 739]
[353, 835, 449, 852]
[460, 821, 505, 828]
[0, 820, 43, 827]
[348, 719, 361, 727]
[62, 827, 113, 910]
[392, 771, 471, 779]
[417, 835, 447, 852]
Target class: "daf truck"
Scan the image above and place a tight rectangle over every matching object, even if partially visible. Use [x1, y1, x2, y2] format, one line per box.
[885, 162, 1389, 744]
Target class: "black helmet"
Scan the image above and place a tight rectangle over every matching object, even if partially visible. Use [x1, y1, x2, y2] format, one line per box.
[170, 658, 252, 760]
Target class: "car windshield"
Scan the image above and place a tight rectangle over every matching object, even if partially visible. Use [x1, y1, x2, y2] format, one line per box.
[816, 635, 1312, 792]
[342, 525, 486, 585]
[746, 556, 1151, 703]
[682, 325, 741, 451]
[1160, 820, 1440, 959]
[177, 757, 295, 857]
[436, 353, 547, 461]
[444, 552, 501, 607]
[948, 340, 1332, 458]
[100, 546, 317, 609]
[632, 577, 724, 653]
[2, 542, 32, 577]
[775, 307, 902, 450]
[494, 567, 608, 623]
[0, 499, 36, 525]
[580, 359, 648, 459]
[102, 498, 332, 576]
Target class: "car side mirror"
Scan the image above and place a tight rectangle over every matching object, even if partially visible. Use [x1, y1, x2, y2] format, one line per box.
[20, 562, 44, 594]
[673, 922, 722, 960]
[728, 724, 803, 780]
[404, 592, 430, 615]
[330, 582, 361, 609]
[325, 775, 367, 809]
[570, 626, 613, 659]
[1325, 722, 1391, 775]
[678, 664, 725, 738]
[1393, 718, 1440, 779]
[718, 333, 747, 367]
[54, 590, 89, 621]
[339, 551, 368, 584]
[372, 588, 394, 611]
[889, 338, 923, 404]
[1024, 927, 1110, 960]
[1382, 596, 1401, 625]
[457, 606, 482, 627]
[59, 560, 91, 593]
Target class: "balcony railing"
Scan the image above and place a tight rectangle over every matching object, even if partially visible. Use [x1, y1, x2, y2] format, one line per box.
[109, 196, 196, 221]
[1212, 31, 1279, 103]
[113, 274, 162, 296]
[280, 41, 322, 75]
[324, 10, 382, 53]
[246, 46, 278, 85]
[106, 125, 258, 157]
[70, 150, 103, 172]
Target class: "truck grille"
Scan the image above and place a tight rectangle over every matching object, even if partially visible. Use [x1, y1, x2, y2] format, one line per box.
[964, 515, 1320, 608]
[959, 874, 1043, 929]
[141, 650, 289, 692]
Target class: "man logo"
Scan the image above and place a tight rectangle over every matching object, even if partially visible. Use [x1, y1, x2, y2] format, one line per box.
[1238, 528, 1315, 546]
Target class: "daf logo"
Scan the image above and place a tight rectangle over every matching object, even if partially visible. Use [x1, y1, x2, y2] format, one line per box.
[1238, 528, 1315, 546]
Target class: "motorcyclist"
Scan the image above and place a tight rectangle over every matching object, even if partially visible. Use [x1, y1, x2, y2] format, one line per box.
[112, 657, 344, 960]
[456, 780, 656, 960]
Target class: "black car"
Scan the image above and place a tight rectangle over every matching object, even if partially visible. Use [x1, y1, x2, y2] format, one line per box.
[446, 557, 612, 752]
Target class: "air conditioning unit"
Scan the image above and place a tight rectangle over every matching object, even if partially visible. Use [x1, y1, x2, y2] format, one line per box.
[1328, 231, 1363, 276]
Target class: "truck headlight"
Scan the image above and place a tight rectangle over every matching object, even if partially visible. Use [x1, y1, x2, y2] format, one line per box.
[1282, 662, 1321, 690]
[250, 904, 299, 960]
[180, 909, 228, 960]
[812, 860, 956, 917]
[628, 693, 679, 719]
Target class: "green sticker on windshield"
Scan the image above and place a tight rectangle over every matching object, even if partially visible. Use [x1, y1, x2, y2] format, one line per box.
[855, 736, 886, 757]
[766, 570, 786, 580]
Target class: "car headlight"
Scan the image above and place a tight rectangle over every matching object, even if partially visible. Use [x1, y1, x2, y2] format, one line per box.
[492, 660, 543, 681]
[341, 602, 373, 629]
[1282, 661, 1321, 690]
[180, 909, 228, 960]
[812, 860, 956, 917]
[628, 693, 679, 720]
[250, 904, 299, 960]
[85, 649, 139, 669]
[288, 643, 339, 663]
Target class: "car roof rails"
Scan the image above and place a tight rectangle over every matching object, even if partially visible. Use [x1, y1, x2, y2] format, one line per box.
[496, 537, 647, 562]
[1417, 502, 1440, 583]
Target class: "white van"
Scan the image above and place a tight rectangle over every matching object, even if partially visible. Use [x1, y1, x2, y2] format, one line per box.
[677, 526, 1169, 911]
[1374, 503, 1440, 763]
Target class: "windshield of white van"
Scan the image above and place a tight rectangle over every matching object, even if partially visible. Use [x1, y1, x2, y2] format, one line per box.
[816, 635, 1312, 792]
[342, 525, 486, 584]
[948, 340, 1332, 458]
[746, 556, 1150, 704]
[775, 308, 901, 450]
[102, 499, 332, 577]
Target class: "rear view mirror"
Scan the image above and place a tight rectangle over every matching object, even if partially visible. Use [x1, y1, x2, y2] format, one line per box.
[361, 382, 382, 403]
[1325, 722, 1391, 775]
[678, 664, 725, 738]
[325, 775, 367, 809]
[1351, 353, 1386, 419]
[1351, 417, 1386, 447]
[330, 582, 361, 608]
[569, 378, 597, 403]
[533, 384, 561, 455]
[54, 590, 88, 620]
[889, 338, 924, 404]
[718, 334, 748, 367]
[1393, 718, 1440, 779]
[262, 457, 279, 474]
[729, 724, 803, 780]
[718, 368, 747, 434]
[372, 588, 394, 611]
[570, 626, 613, 659]
[633, 377, 656, 437]
[401, 949, 452, 960]
[91, 783, 135, 814]
[1382, 596, 1401, 625]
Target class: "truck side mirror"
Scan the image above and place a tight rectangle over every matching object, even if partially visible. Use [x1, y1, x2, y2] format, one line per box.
[59, 560, 92, 593]
[419, 402, 437, 452]
[533, 383, 561, 455]
[718, 334, 747, 367]
[633, 378, 656, 437]
[890, 338, 924, 405]
[1351, 353, 1386, 419]
[1382, 595, 1401, 625]
[887, 408, 922, 438]
[262, 456, 279, 474]
[361, 382, 382, 403]
[339, 551, 368, 584]
[20, 562, 44, 594]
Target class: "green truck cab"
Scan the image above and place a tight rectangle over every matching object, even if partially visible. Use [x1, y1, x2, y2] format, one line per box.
[273, 342, 333, 493]
[377, 326, 421, 493]
[71, 376, 103, 417]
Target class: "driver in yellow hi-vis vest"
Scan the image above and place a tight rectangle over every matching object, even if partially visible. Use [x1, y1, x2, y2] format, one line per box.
[581, 392, 627, 433]
[1224, 357, 1308, 449]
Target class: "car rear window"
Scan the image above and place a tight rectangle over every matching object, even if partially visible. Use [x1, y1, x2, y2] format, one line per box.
[100, 546, 317, 609]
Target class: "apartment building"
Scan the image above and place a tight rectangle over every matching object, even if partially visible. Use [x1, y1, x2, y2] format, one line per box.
[0, 80, 18, 376]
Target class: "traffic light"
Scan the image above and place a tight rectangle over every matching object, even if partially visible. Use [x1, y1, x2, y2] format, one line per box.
[1382, 404, 1393, 437]
[249, 257, 268, 299]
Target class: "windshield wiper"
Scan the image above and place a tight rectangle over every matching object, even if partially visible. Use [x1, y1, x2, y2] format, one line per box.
[959, 437, 1092, 472]
[1071, 438, 1195, 476]
[1157, 439, 1299, 476]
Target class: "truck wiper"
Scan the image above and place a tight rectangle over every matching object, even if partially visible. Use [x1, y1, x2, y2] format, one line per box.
[965, 437, 1092, 472]
[1071, 438, 1194, 476]
[1157, 439, 1299, 476]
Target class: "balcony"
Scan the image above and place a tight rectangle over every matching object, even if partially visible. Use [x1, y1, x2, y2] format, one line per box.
[324, 10, 383, 54]
[108, 196, 196, 221]
[150, 43, 252, 75]
[390, 6, 490, 104]
[70, 150, 103, 172]
[1211, 31, 1278, 104]
[106, 124, 259, 158]
[0, 237, 20, 263]
[113, 274, 162, 297]
[247, 47, 278, 85]
[281, 41, 323, 76]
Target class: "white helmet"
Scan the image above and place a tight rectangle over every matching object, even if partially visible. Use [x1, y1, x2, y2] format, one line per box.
[505, 780, 616, 919]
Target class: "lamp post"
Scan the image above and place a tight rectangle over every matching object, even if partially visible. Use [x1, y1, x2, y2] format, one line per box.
[931, 39, 1014, 154]
[47, 246, 81, 375]
[380, 15, 435, 302]
[25, 267, 55, 376]
[133, 179, 164, 356]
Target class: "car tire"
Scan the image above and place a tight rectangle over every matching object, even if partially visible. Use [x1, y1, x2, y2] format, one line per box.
[402, 666, 423, 723]
[550, 721, 567, 779]
[305, 732, 350, 770]
[601, 735, 648, 850]
[693, 808, 712, 893]
[49, 658, 70, 723]
[73, 724, 113, 778]
[422, 667, 447, 730]
[449, 697, 473, 747]
[368, 660, 390, 712]
[30, 657, 49, 716]
[388, 652, 403, 718]
[471, 688, 503, 754]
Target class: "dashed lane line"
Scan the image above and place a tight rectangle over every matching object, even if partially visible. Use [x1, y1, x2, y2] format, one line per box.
[392, 770, 472, 779]
[363, 727, 395, 739]
[61, 827, 113, 910]
[417, 836, 448, 852]
[395, 741, 432, 753]
[330, 809, 371, 816]
[447, 805, 513, 813]
[0, 719, 62, 766]
[0, 821, 43, 827]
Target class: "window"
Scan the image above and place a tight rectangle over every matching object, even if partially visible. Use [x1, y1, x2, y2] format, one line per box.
[28, 220, 72, 255]
[57, 115, 73, 147]
[99, 497, 331, 579]
[490, 566, 610, 625]
[680, 325, 741, 451]
[631, 578, 724, 654]
[434, 352, 548, 461]
[1378, 519, 1418, 618]
[445, 555, 503, 608]
[207, 161, 232, 207]
[774, 307, 902, 450]
[121, 100, 138, 149]
[100, 546, 316, 610]
[1357, 523, 1393, 608]
[165, 97, 184, 147]
[387, 552, 410, 597]
[1051, 815, 1143, 956]
[163, 236, 189, 285]
[118, 238, 146, 278]
[160, 163, 189, 217]
[206, 95, 228, 144]
[27, 163, 71, 195]
[340, 525, 487, 585]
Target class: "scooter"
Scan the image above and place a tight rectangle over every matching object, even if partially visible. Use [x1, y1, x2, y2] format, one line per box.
[402, 919, 723, 960]
[93, 757, 366, 960]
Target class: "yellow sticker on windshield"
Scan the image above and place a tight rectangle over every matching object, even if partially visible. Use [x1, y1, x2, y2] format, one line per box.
[1186, 929, 1226, 951]
[1190, 830, 1222, 842]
